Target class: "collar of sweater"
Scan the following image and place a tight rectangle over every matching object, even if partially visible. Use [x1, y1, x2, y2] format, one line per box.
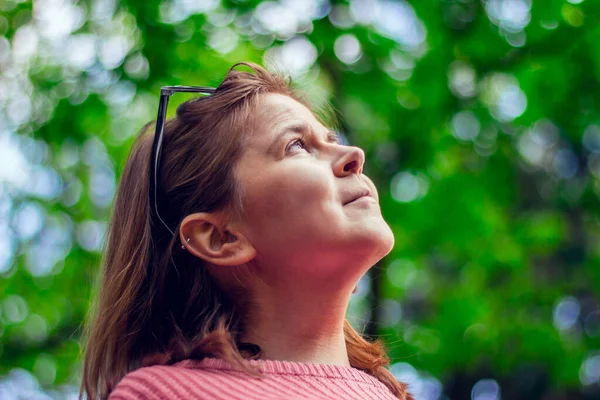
[174, 357, 384, 386]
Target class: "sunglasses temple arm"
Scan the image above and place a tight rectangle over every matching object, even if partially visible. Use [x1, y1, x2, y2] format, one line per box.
[150, 94, 176, 237]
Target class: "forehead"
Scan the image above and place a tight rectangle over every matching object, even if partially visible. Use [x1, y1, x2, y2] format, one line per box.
[253, 93, 322, 133]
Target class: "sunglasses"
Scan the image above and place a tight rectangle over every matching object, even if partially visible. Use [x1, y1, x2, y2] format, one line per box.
[150, 86, 216, 236]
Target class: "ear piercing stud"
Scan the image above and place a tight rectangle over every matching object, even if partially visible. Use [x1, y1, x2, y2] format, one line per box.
[181, 237, 190, 250]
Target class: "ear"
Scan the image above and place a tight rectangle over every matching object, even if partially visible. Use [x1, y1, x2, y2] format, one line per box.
[179, 212, 256, 267]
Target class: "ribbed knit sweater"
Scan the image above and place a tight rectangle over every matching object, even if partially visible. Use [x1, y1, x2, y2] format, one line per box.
[108, 357, 401, 399]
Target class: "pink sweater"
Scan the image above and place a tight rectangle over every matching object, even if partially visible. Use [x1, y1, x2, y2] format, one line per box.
[108, 357, 402, 399]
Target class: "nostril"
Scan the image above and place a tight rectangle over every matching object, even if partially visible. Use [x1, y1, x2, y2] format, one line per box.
[344, 160, 357, 172]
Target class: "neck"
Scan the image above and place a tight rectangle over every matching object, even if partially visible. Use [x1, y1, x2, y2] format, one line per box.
[238, 286, 353, 367]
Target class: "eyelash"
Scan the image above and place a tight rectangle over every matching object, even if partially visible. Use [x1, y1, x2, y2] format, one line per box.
[287, 136, 342, 153]
[288, 138, 308, 152]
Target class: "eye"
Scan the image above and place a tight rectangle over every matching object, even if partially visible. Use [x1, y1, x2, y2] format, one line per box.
[287, 137, 308, 153]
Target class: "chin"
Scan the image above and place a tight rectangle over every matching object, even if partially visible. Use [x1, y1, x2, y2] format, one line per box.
[377, 223, 396, 259]
[356, 222, 396, 263]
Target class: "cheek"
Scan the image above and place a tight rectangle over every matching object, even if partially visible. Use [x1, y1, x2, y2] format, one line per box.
[241, 166, 333, 240]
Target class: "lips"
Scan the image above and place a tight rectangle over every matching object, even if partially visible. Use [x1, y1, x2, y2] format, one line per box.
[343, 189, 371, 205]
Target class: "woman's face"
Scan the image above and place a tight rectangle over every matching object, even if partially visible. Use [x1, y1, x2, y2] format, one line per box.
[233, 93, 394, 291]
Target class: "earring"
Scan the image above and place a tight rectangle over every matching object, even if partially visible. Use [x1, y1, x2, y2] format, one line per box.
[181, 237, 190, 250]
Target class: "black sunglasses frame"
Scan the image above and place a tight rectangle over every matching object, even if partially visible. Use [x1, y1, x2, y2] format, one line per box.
[150, 85, 216, 236]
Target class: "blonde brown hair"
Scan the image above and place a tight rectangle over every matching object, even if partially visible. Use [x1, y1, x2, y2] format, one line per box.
[79, 62, 413, 400]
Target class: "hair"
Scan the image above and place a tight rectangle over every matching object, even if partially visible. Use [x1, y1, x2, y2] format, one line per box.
[79, 62, 414, 400]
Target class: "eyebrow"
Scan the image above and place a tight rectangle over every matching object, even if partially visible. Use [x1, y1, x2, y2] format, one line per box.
[268, 123, 342, 154]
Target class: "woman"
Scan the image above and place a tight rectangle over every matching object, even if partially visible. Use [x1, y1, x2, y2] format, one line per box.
[80, 62, 414, 400]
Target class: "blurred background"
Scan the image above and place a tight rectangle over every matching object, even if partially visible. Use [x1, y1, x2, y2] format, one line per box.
[1, 0, 600, 399]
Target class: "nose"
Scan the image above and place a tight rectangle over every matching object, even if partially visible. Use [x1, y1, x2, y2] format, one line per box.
[334, 145, 365, 176]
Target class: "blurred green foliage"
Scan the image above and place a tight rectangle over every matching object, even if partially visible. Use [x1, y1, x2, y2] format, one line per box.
[1, 0, 600, 398]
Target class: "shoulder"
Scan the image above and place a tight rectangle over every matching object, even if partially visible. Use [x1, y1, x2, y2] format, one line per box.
[108, 364, 217, 400]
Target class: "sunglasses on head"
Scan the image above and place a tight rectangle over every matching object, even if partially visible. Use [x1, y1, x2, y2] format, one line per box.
[149, 86, 216, 236]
